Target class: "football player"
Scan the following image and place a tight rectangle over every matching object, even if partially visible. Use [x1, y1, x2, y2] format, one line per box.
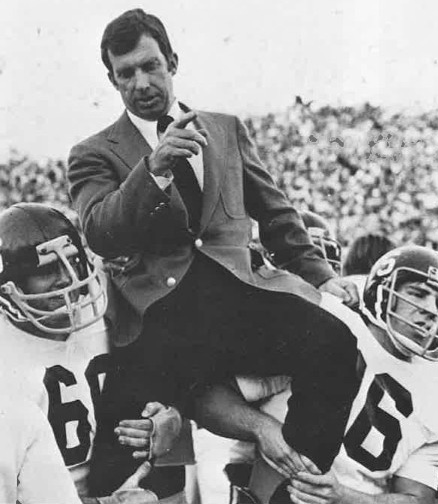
[300, 210, 342, 275]
[233, 245, 438, 504]
[285, 245, 438, 504]
[0, 203, 185, 503]
[0, 392, 81, 504]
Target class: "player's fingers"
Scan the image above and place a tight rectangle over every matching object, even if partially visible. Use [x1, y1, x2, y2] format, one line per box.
[342, 281, 359, 307]
[268, 460, 291, 479]
[287, 485, 320, 504]
[118, 419, 154, 431]
[129, 461, 152, 487]
[289, 493, 306, 504]
[289, 480, 324, 503]
[300, 455, 322, 475]
[295, 472, 329, 486]
[118, 436, 151, 448]
[172, 111, 197, 129]
[116, 426, 152, 438]
[132, 450, 149, 459]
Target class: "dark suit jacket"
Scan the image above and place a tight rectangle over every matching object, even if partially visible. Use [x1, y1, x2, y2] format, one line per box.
[68, 108, 332, 345]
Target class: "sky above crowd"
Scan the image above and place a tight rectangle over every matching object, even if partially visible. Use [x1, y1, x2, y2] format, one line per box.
[1, 0, 438, 160]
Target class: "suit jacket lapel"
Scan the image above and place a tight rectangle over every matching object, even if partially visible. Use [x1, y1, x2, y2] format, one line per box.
[195, 112, 227, 232]
[106, 111, 153, 169]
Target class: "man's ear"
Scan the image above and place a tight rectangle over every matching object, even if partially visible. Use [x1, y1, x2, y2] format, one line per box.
[168, 53, 179, 76]
[108, 71, 119, 90]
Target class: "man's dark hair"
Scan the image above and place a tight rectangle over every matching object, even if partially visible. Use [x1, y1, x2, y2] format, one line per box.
[101, 9, 175, 75]
[343, 233, 396, 276]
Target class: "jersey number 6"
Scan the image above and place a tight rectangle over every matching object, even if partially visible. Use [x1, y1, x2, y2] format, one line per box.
[343, 353, 413, 472]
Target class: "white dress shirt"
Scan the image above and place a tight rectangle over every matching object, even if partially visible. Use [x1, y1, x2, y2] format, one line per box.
[127, 99, 204, 190]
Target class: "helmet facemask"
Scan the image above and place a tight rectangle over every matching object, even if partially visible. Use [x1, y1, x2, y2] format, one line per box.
[308, 227, 342, 275]
[0, 234, 107, 336]
[380, 267, 438, 361]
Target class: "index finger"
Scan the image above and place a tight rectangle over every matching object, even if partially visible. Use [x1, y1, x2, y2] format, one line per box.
[172, 110, 197, 129]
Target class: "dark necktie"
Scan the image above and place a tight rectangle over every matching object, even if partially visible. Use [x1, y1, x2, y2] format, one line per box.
[157, 115, 202, 231]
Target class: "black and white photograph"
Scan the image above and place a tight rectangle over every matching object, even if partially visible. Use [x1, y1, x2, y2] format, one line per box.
[2, 1, 438, 503]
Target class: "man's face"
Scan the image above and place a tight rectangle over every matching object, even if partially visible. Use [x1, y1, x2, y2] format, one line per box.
[389, 280, 438, 350]
[108, 34, 177, 121]
[17, 257, 81, 339]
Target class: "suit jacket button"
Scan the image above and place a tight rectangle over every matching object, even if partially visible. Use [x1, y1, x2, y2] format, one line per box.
[166, 277, 177, 287]
[194, 238, 203, 248]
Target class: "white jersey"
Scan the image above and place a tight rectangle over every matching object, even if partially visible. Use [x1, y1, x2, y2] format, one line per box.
[247, 293, 438, 493]
[0, 314, 110, 497]
[328, 295, 438, 493]
[0, 392, 81, 504]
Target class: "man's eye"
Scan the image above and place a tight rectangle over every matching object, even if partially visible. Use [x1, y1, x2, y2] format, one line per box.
[142, 60, 161, 72]
[118, 69, 133, 79]
[408, 289, 424, 298]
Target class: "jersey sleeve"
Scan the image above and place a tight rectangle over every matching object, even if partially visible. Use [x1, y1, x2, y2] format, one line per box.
[236, 375, 291, 402]
[18, 404, 82, 504]
[394, 442, 438, 489]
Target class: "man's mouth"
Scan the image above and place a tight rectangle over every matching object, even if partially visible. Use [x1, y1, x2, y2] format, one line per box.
[136, 96, 160, 107]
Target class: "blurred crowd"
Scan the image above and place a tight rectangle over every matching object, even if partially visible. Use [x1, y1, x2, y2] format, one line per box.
[3, 99, 438, 248]
[246, 99, 438, 247]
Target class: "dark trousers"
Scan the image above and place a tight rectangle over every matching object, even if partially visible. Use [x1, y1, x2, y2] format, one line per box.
[90, 254, 359, 493]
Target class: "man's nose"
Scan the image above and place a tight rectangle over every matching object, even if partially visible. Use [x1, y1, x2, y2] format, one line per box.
[134, 69, 150, 90]
[421, 296, 438, 317]
[54, 264, 72, 289]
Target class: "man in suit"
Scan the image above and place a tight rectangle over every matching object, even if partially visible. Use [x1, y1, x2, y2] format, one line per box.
[68, 8, 360, 496]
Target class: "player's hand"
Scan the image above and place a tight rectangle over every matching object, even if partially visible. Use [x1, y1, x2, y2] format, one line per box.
[149, 110, 208, 176]
[288, 467, 345, 504]
[110, 461, 158, 503]
[116, 402, 182, 460]
[254, 415, 309, 478]
[318, 277, 359, 307]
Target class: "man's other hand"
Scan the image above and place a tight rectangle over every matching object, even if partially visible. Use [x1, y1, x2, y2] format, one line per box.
[319, 277, 359, 307]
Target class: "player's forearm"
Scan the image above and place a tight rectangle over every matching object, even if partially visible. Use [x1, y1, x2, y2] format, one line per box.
[81, 496, 122, 504]
[338, 485, 427, 504]
[193, 383, 273, 443]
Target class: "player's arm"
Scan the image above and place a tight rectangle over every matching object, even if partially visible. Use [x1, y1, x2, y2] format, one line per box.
[81, 461, 158, 504]
[289, 465, 436, 504]
[192, 381, 307, 477]
[18, 405, 82, 504]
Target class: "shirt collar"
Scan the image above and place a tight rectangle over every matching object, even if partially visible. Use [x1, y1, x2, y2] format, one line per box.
[126, 99, 183, 149]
